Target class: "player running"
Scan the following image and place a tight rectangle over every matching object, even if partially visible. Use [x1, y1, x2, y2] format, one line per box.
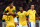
[27, 4, 39, 27]
[16, 7, 28, 27]
[2, 1, 16, 27]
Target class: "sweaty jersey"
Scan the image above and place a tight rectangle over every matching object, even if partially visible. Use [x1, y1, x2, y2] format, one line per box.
[27, 9, 36, 23]
[2, 6, 16, 24]
[17, 11, 27, 25]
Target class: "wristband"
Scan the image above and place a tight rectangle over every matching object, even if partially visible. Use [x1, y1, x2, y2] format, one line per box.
[4, 10, 6, 13]
[15, 13, 17, 16]
[13, 10, 16, 12]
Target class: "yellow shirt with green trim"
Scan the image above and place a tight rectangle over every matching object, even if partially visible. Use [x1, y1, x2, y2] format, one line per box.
[2, 15, 15, 27]
[17, 11, 27, 25]
[5, 6, 16, 12]
[27, 9, 36, 23]
[2, 6, 16, 24]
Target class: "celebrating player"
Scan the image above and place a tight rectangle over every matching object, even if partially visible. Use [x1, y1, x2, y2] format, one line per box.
[16, 7, 28, 27]
[2, 1, 16, 27]
[27, 4, 39, 27]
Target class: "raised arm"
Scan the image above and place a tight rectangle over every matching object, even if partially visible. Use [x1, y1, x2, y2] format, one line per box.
[3, 7, 9, 15]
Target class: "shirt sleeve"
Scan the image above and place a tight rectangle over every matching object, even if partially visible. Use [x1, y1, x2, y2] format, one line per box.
[35, 10, 36, 14]
[13, 6, 16, 12]
[13, 6, 16, 10]
[26, 10, 30, 17]
[16, 12, 19, 17]
[25, 12, 29, 18]
[27, 10, 30, 15]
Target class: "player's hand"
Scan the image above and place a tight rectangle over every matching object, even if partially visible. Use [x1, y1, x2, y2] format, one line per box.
[8, 12, 12, 14]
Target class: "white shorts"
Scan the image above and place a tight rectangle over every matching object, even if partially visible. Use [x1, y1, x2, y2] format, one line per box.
[29, 22, 35, 27]
[2, 22, 6, 27]
[14, 17, 18, 23]
[19, 24, 28, 27]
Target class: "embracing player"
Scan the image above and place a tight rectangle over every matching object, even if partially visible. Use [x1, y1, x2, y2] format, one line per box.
[2, 1, 16, 27]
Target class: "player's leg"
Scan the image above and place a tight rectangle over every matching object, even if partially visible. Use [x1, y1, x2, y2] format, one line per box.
[2, 15, 7, 27]
[29, 22, 33, 27]
[31, 22, 35, 27]
[14, 17, 18, 27]
[2, 22, 5, 27]
[33, 22, 35, 27]
[14, 17, 18, 23]
[4, 22, 6, 27]
[29, 22, 31, 27]
[19, 24, 22, 27]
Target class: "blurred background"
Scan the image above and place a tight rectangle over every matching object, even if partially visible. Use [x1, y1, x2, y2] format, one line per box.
[0, 0, 40, 27]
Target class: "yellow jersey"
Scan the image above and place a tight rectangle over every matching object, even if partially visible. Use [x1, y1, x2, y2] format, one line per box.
[5, 6, 16, 12]
[27, 9, 36, 23]
[2, 6, 16, 26]
[2, 15, 15, 27]
[17, 11, 27, 25]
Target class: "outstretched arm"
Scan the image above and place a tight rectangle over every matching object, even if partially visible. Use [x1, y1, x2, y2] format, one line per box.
[36, 13, 39, 20]
[3, 12, 7, 15]
[36, 13, 39, 17]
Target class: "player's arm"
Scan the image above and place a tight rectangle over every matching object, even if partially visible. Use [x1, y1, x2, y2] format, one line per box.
[35, 13, 39, 20]
[11, 10, 16, 16]
[3, 10, 12, 15]
[14, 13, 19, 17]
[36, 13, 39, 17]
[3, 7, 9, 15]
[11, 6, 16, 16]
[2, 9, 8, 22]
[26, 11, 29, 19]
[26, 15, 29, 22]
[26, 11, 30, 24]
[12, 10, 19, 16]
[3, 10, 11, 15]
[3, 10, 7, 15]
[35, 10, 39, 17]
[3, 6, 12, 15]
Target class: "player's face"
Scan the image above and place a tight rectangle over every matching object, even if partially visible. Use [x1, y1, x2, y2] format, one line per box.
[10, 3, 13, 7]
[19, 7, 23, 11]
[31, 5, 34, 10]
